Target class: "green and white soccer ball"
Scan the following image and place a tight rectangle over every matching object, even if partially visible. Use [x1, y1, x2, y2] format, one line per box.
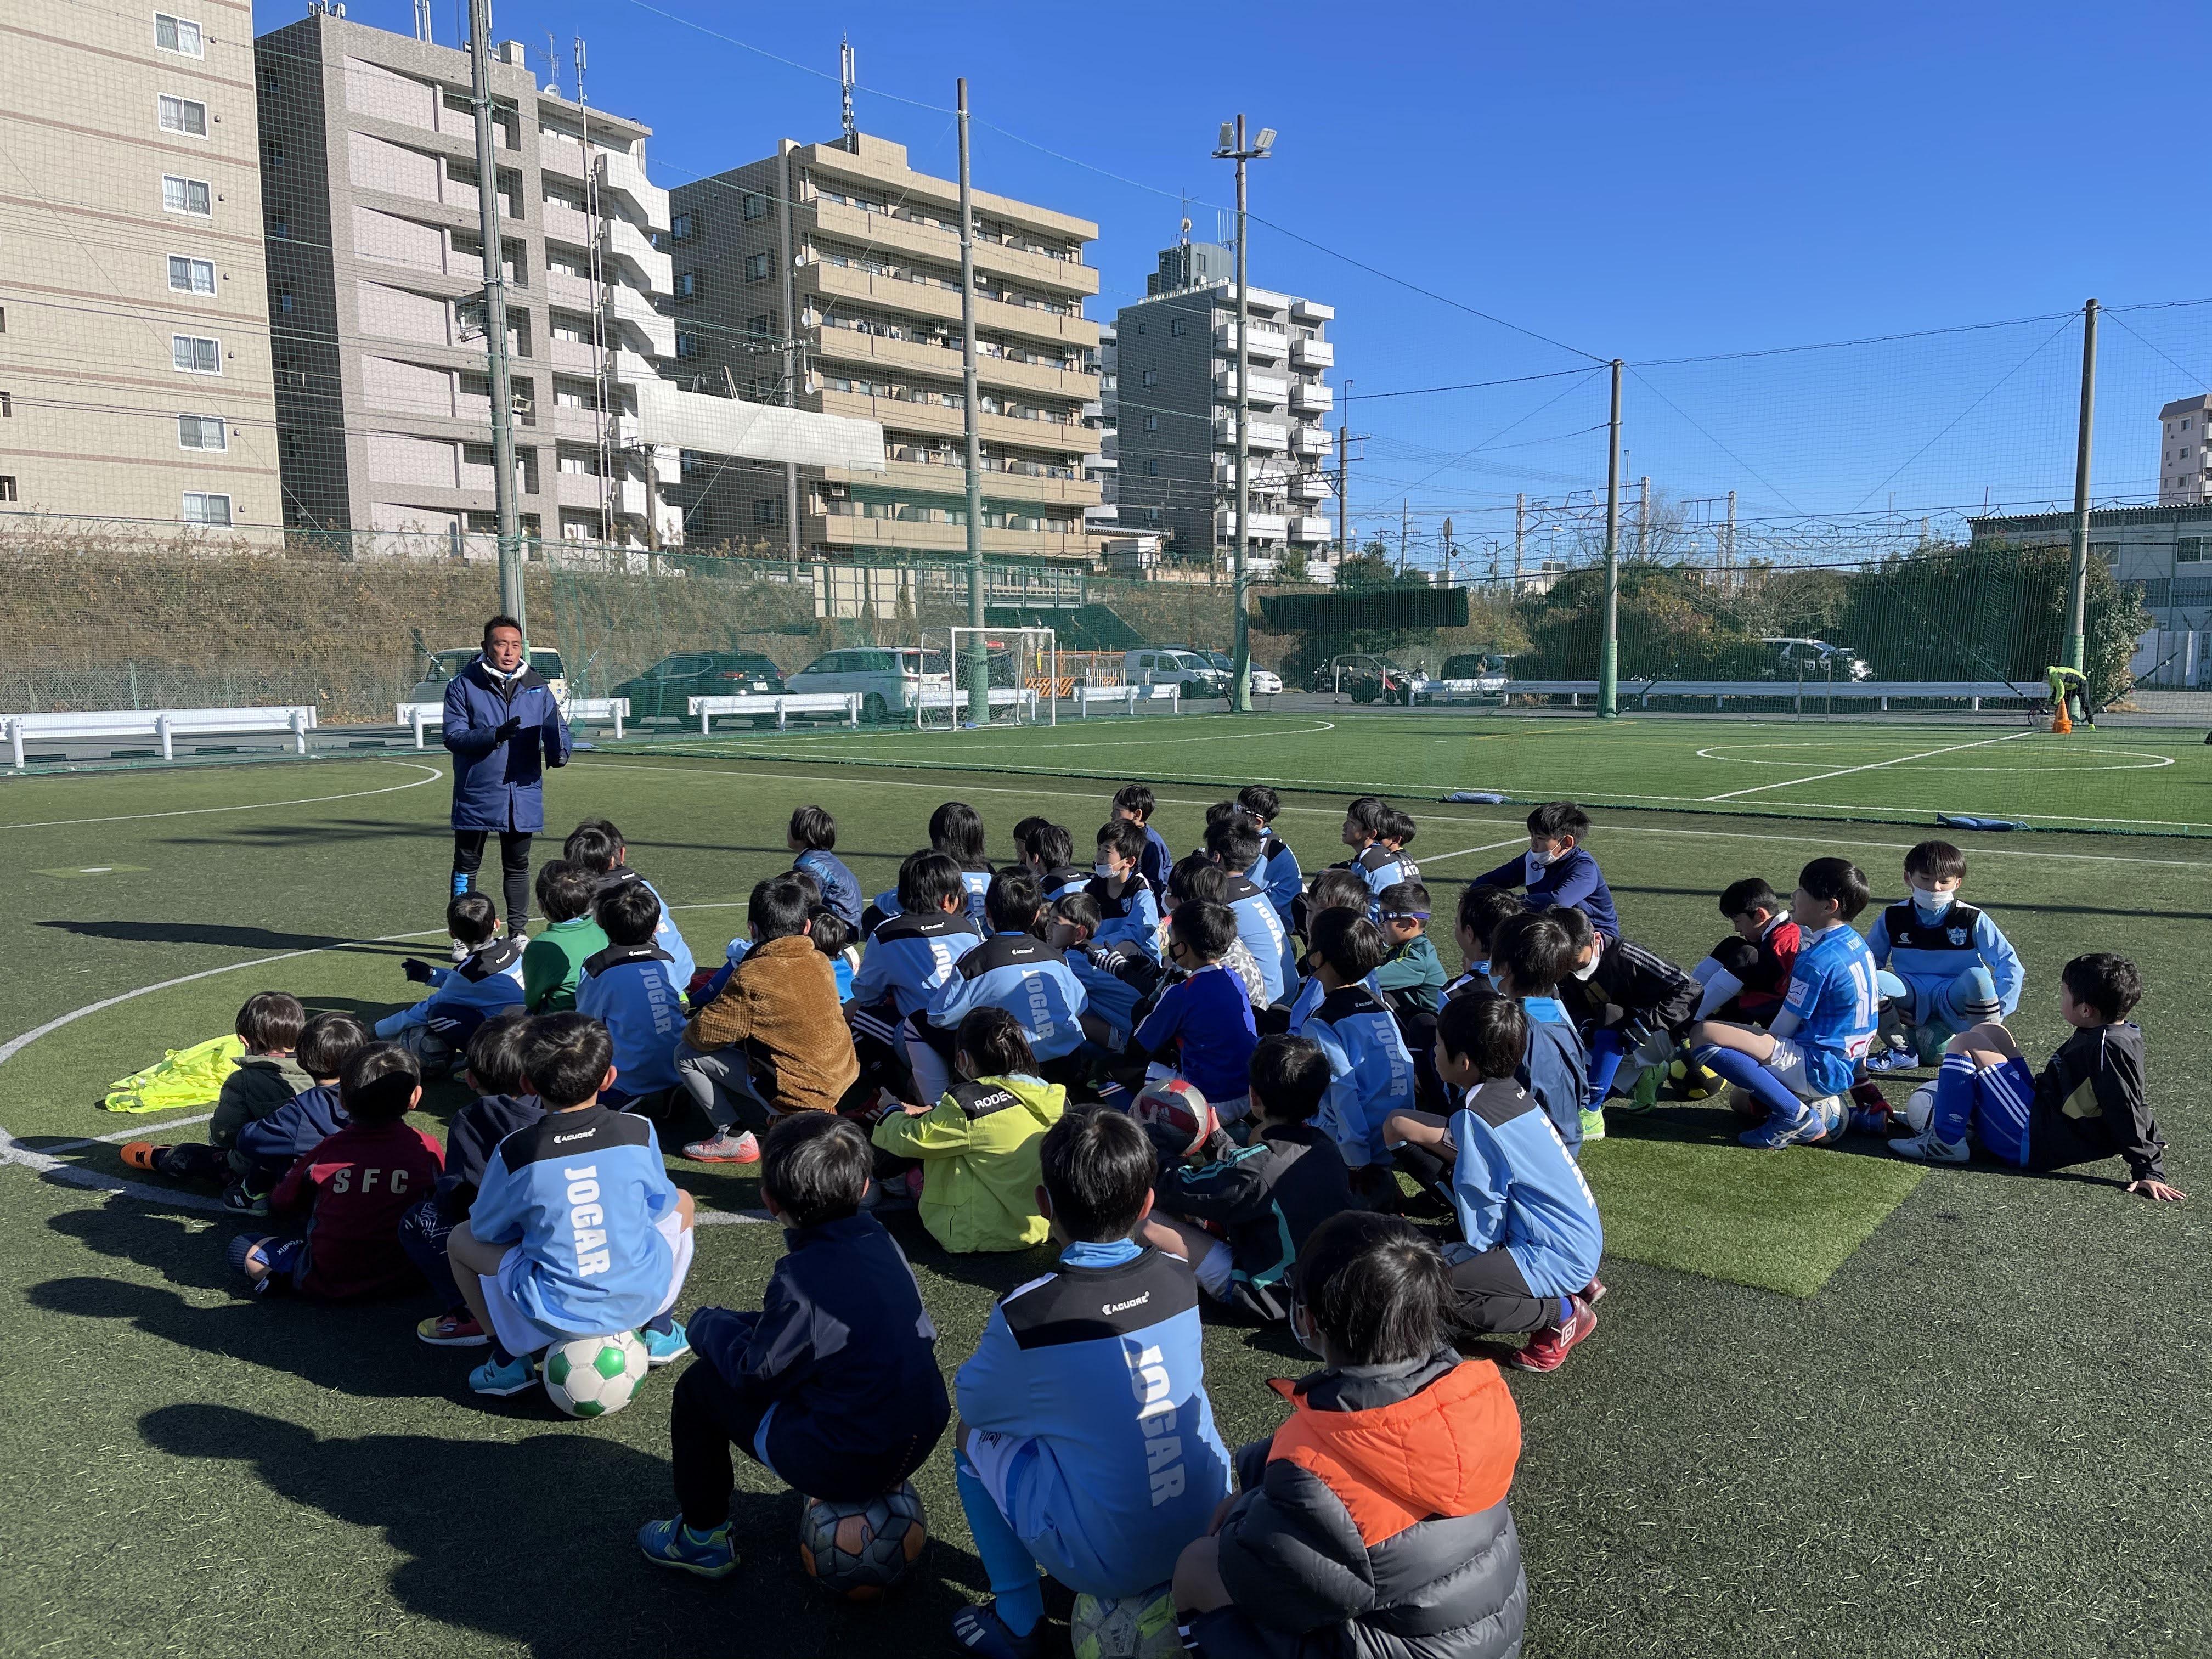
[1071, 1585, 1181, 1659]
[543, 1330, 648, 1418]
[1904, 1082, 1938, 1135]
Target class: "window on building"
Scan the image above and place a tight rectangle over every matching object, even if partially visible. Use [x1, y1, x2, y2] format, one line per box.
[2179, 539, 2206, 564]
[182, 492, 232, 524]
[754, 496, 783, 526]
[1142, 369, 1157, 388]
[168, 255, 215, 293]
[172, 334, 220, 374]
[746, 312, 772, 340]
[1171, 317, 1187, 337]
[674, 271, 697, 299]
[275, 284, 294, 313]
[1143, 414, 1159, 432]
[163, 176, 212, 216]
[670, 211, 694, 241]
[267, 213, 289, 240]
[262, 139, 284, 171]
[675, 330, 702, 359]
[178, 414, 227, 450]
[0, 392, 11, 417]
[1135, 321, 1147, 335]
[0, 475, 17, 503]
[159, 95, 207, 137]
[155, 13, 202, 55]
[742, 192, 766, 221]
[744, 252, 770, 281]
[1144, 458, 1159, 476]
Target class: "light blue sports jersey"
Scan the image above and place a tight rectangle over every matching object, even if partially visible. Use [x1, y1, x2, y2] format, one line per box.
[1221, 873, 1296, 1005]
[1306, 984, 1417, 1167]
[1779, 923, 1881, 1095]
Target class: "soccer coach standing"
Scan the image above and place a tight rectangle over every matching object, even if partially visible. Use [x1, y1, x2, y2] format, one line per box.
[444, 614, 571, 936]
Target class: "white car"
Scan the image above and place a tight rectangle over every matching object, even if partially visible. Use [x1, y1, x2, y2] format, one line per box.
[409, 646, 568, 707]
[1124, 648, 1230, 699]
[1249, 667, 1284, 696]
[785, 646, 951, 721]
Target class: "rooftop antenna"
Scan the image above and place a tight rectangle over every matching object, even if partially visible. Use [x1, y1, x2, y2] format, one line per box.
[413, 0, 431, 42]
[839, 37, 858, 150]
[1178, 193, 1192, 249]
[543, 30, 559, 97]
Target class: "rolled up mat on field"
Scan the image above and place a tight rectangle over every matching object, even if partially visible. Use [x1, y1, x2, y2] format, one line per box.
[1937, 814, 2026, 832]
[1443, 790, 1511, 804]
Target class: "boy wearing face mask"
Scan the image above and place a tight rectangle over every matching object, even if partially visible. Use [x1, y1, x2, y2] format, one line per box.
[1864, 841, 2023, 1071]
[1473, 802, 1619, 940]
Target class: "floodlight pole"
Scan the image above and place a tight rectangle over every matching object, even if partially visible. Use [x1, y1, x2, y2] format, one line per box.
[1598, 358, 1622, 718]
[956, 81, 990, 729]
[2064, 297, 2098, 674]
[1216, 115, 1272, 715]
[469, 0, 524, 633]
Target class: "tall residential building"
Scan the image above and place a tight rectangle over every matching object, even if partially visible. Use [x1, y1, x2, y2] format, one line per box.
[1114, 241, 1337, 577]
[255, 10, 680, 552]
[0, 1, 281, 534]
[1082, 322, 1119, 535]
[666, 132, 1100, 562]
[2159, 394, 2212, 506]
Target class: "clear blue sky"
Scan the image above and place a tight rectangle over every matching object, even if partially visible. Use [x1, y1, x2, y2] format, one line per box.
[263, 0, 2212, 565]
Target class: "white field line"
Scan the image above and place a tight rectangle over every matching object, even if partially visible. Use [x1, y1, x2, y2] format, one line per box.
[0, 761, 444, 830]
[1419, 838, 1529, 866]
[1700, 731, 2034, 802]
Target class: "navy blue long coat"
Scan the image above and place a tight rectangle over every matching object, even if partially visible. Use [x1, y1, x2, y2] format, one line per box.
[443, 658, 572, 832]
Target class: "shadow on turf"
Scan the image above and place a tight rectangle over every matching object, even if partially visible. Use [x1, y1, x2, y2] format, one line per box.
[137, 1404, 984, 1656]
[37, 919, 423, 956]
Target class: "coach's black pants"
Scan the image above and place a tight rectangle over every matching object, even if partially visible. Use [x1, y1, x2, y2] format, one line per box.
[453, 831, 534, 933]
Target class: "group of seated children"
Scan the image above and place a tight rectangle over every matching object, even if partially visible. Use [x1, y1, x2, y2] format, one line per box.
[123, 785, 2178, 1654]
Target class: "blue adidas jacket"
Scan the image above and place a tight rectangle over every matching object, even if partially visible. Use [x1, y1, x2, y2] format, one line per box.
[1306, 983, 1418, 1167]
[852, 911, 983, 1020]
[594, 868, 695, 991]
[1520, 996, 1590, 1157]
[925, 932, 1089, 1061]
[575, 944, 684, 1098]
[234, 1082, 347, 1179]
[1448, 1079, 1604, 1296]
[1136, 964, 1259, 1103]
[1475, 847, 1619, 939]
[374, 937, 527, 1042]
[1221, 872, 1296, 1005]
[468, 1103, 683, 1340]
[1248, 834, 1302, 929]
[1088, 873, 1163, 964]
[1865, 898, 2023, 1014]
[792, 849, 865, 930]
[690, 1211, 950, 1502]
[442, 658, 570, 833]
[957, 1238, 1230, 1596]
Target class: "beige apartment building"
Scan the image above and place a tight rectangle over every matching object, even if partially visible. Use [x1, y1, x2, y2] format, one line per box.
[667, 132, 1100, 563]
[0, 1, 281, 534]
[255, 8, 680, 552]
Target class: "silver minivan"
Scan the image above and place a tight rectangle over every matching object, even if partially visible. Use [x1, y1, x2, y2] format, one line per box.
[1122, 647, 1229, 698]
[786, 647, 952, 721]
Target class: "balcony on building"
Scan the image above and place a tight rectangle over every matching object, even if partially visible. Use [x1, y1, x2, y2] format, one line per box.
[1215, 368, 1290, 407]
[1290, 336, 1334, 369]
[1216, 508, 1289, 539]
[1215, 321, 1289, 363]
[1289, 425, 1329, 457]
[1286, 514, 1333, 543]
[1290, 380, 1333, 414]
[1289, 297, 1335, 323]
[1290, 473, 1333, 501]
[1214, 413, 1290, 452]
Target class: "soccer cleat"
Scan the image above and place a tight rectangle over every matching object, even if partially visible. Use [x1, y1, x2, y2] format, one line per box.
[468, 1352, 539, 1396]
[950, 1600, 1043, 1659]
[639, 1319, 691, 1367]
[1862, 1047, 1919, 1075]
[1888, 1129, 1969, 1165]
[1737, 1110, 1823, 1150]
[681, 1130, 760, 1164]
[636, 1515, 738, 1579]
[119, 1141, 167, 1174]
[221, 1183, 269, 1217]
[1618, 1066, 1663, 1114]
[1510, 1293, 1598, 1373]
[1582, 1276, 1607, 1305]
[416, 1309, 489, 1347]
[1578, 1106, 1606, 1143]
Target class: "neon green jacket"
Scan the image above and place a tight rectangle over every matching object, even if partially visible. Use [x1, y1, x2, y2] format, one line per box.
[872, 1072, 1065, 1254]
[102, 1035, 246, 1115]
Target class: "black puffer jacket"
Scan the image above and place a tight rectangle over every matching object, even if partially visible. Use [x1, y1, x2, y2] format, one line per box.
[1205, 1348, 1526, 1659]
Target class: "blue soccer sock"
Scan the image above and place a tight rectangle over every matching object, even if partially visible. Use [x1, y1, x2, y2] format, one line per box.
[1693, 1043, 1806, 1125]
[1928, 1052, 1977, 1145]
[1586, 1029, 1632, 1109]
[955, 1454, 1044, 1637]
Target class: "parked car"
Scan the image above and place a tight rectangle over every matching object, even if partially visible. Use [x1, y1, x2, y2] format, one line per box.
[1123, 647, 1230, 699]
[408, 646, 568, 708]
[1763, 637, 1874, 682]
[1414, 652, 1510, 704]
[1312, 653, 1416, 704]
[786, 647, 952, 721]
[1192, 650, 1283, 696]
[608, 650, 785, 721]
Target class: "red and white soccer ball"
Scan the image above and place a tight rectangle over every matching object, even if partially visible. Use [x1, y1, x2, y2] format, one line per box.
[1132, 1077, 1216, 1156]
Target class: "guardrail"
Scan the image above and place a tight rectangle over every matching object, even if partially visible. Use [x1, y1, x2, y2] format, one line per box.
[1074, 684, 1183, 717]
[397, 699, 630, 749]
[688, 692, 863, 733]
[1499, 679, 2035, 711]
[913, 687, 1043, 719]
[4, 704, 316, 766]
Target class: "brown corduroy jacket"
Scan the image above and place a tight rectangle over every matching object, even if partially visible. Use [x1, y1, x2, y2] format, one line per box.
[682, 935, 860, 1116]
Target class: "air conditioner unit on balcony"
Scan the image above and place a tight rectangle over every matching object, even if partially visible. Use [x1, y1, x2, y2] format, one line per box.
[826, 483, 850, 500]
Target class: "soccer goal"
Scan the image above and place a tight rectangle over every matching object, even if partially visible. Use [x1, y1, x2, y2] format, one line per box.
[916, 627, 1058, 729]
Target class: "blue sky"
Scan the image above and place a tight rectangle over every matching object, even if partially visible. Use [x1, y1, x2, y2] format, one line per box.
[266, 1, 2212, 566]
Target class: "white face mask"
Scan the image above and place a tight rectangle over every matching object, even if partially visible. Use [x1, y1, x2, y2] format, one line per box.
[1526, 848, 1557, 878]
[1289, 1302, 1326, 1358]
[1094, 861, 1118, 880]
[1910, 884, 1958, 921]
[1571, 954, 1600, 980]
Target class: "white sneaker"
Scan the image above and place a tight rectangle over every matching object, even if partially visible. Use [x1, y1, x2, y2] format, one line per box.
[1888, 1128, 1968, 1164]
[681, 1130, 760, 1164]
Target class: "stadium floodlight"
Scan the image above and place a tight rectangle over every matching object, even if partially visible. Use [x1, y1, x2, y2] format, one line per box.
[1217, 121, 1235, 151]
[1255, 127, 1277, 154]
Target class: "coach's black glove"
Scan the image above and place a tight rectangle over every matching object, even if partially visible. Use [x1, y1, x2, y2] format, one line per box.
[401, 957, 435, 984]
[493, 715, 523, 741]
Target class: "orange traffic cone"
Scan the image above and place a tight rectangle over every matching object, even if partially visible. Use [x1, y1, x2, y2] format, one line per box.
[2051, 705, 2073, 735]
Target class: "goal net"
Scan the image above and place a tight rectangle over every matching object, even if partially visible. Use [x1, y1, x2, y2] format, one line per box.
[917, 627, 1058, 729]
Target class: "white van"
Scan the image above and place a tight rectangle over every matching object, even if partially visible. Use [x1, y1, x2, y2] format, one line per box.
[786, 646, 952, 720]
[1122, 647, 1229, 699]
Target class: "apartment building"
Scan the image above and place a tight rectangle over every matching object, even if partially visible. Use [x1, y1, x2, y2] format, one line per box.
[1082, 321, 1119, 534]
[1114, 241, 1338, 576]
[665, 131, 1100, 562]
[255, 8, 680, 552]
[0, 1, 281, 533]
[2158, 393, 2212, 506]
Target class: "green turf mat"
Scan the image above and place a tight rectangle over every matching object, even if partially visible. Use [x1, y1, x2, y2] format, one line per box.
[1583, 1122, 1925, 1297]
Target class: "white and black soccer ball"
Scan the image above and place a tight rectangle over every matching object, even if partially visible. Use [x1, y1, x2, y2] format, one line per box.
[542, 1330, 648, 1418]
[1132, 1077, 1216, 1157]
[1071, 1586, 1182, 1659]
[1904, 1083, 1938, 1135]
[799, 1481, 928, 1601]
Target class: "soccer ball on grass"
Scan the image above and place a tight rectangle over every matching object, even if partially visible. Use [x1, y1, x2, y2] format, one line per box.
[1904, 1083, 1938, 1134]
[798, 1481, 928, 1601]
[542, 1330, 648, 1418]
[1071, 1584, 1182, 1659]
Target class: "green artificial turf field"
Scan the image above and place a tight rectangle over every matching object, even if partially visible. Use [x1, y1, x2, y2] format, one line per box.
[2, 732, 2208, 1658]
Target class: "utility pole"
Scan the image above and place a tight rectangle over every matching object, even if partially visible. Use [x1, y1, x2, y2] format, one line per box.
[1637, 474, 1649, 559]
[1336, 377, 1351, 566]
[1215, 115, 1274, 713]
[1599, 359, 1623, 719]
[467, 0, 523, 630]
[1514, 492, 1525, 588]
[1399, 499, 1409, 574]
[2064, 297, 2098, 673]
[1725, 488, 1736, 581]
[957, 80, 988, 729]
[1441, 516, 1454, 587]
